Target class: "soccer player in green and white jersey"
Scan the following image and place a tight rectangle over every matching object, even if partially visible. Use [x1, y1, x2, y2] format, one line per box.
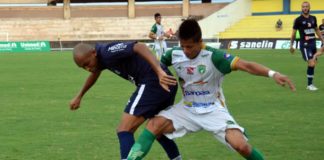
[128, 19, 296, 160]
[149, 13, 172, 60]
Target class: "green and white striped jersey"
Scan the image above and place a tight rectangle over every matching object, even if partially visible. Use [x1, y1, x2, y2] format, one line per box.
[161, 45, 239, 114]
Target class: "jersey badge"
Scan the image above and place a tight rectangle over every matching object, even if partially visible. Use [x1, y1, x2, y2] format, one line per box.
[197, 64, 206, 74]
[224, 53, 232, 59]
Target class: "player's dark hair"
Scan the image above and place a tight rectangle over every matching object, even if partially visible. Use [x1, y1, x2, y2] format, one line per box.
[154, 13, 161, 19]
[178, 19, 202, 42]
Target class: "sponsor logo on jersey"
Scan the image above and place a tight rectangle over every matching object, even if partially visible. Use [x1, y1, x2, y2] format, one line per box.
[193, 81, 208, 85]
[186, 66, 195, 75]
[184, 101, 215, 108]
[200, 53, 209, 57]
[184, 90, 210, 96]
[197, 65, 206, 74]
[305, 36, 316, 40]
[107, 43, 127, 53]
[173, 53, 183, 57]
[304, 28, 315, 35]
[226, 120, 235, 125]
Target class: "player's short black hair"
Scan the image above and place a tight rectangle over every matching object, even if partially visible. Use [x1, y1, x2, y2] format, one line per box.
[154, 13, 161, 18]
[178, 19, 202, 42]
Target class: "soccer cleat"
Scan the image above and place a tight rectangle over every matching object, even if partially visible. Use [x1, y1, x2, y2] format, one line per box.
[306, 84, 318, 91]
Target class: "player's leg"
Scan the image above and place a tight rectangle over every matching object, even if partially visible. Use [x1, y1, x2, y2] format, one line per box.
[117, 113, 145, 160]
[127, 116, 175, 160]
[205, 107, 263, 160]
[154, 43, 162, 60]
[156, 135, 181, 160]
[125, 82, 180, 160]
[225, 129, 264, 160]
[128, 101, 195, 160]
[301, 45, 318, 90]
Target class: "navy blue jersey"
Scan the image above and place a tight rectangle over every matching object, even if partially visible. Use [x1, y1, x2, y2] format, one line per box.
[293, 15, 318, 44]
[95, 41, 161, 86]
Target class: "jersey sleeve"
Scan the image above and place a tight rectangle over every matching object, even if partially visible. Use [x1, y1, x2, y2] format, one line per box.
[161, 49, 172, 66]
[150, 24, 157, 33]
[314, 16, 318, 27]
[293, 18, 298, 30]
[211, 49, 239, 75]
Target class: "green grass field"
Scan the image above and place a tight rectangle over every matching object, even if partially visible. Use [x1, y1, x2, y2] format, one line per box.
[1, 49, 323, 160]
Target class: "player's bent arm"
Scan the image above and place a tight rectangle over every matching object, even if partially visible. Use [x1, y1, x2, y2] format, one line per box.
[133, 43, 177, 90]
[314, 46, 324, 58]
[77, 70, 102, 98]
[315, 28, 324, 43]
[70, 70, 101, 110]
[149, 31, 157, 40]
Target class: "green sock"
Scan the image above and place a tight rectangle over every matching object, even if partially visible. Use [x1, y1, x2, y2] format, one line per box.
[127, 128, 156, 160]
[246, 148, 264, 160]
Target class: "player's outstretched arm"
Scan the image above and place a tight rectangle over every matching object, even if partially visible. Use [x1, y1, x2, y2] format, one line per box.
[133, 43, 177, 92]
[69, 70, 101, 110]
[235, 59, 296, 91]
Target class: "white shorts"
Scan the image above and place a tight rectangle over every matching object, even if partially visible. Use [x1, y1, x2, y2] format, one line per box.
[154, 40, 167, 55]
[158, 100, 246, 149]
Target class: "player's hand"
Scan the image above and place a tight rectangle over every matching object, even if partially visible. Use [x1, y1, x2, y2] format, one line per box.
[69, 96, 82, 110]
[290, 46, 295, 54]
[158, 71, 177, 92]
[273, 73, 296, 91]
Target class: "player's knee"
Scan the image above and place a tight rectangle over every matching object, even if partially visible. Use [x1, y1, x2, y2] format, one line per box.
[116, 121, 141, 133]
[147, 116, 171, 135]
[308, 61, 316, 67]
[233, 143, 251, 156]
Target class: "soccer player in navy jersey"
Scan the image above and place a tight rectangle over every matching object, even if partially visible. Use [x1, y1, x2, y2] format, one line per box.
[290, 1, 324, 91]
[319, 18, 324, 46]
[70, 42, 182, 160]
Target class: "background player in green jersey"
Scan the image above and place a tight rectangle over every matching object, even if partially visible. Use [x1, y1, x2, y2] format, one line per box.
[128, 19, 295, 160]
[149, 13, 173, 60]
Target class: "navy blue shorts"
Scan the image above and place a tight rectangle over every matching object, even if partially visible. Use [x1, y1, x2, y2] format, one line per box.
[299, 42, 316, 61]
[124, 80, 177, 119]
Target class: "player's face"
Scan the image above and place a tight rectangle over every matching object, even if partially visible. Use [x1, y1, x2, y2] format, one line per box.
[301, 2, 310, 15]
[78, 51, 98, 73]
[180, 38, 202, 59]
[155, 16, 161, 24]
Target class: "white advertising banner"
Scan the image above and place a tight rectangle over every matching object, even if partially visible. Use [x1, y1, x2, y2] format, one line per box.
[275, 40, 322, 49]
